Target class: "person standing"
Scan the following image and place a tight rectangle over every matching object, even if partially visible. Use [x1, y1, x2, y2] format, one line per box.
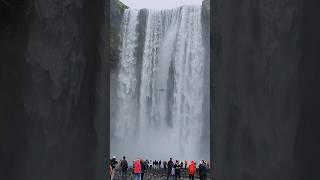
[188, 160, 196, 180]
[169, 164, 175, 180]
[120, 156, 128, 180]
[110, 157, 117, 180]
[141, 159, 147, 180]
[111, 156, 118, 170]
[164, 161, 167, 170]
[133, 159, 142, 180]
[198, 160, 207, 180]
[174, 160, 181, 179]
[109, 163, 112, 180]
[184, 160, 187, 170]
[167, 158, 174, 180]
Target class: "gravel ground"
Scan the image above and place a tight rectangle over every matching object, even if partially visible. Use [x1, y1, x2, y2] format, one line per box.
[112, 168, 212, 180]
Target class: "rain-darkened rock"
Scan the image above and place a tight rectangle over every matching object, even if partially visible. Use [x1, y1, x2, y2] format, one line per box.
[0, 1, 108, 180]
[110, 0, 128, 67]
[212, 0, 320, 180]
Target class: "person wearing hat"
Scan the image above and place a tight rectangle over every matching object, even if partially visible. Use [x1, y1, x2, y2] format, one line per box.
[111, 156, 118, 170]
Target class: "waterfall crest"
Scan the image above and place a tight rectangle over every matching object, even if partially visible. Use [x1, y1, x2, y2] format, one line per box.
[111, 5, 209, 161]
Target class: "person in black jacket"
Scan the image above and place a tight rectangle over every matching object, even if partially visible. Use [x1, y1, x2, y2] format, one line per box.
[164, 161, 167, 170]
[111, 156, 118, 169]
[174, 160, 181, 179]
[120, 156, 128, 180]
[198, 160, 207, 180]
[167, 158, 174, 180]
[140, 159, 147, 180]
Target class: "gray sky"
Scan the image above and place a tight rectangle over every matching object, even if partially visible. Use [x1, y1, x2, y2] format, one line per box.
[120, 0, 203, 9]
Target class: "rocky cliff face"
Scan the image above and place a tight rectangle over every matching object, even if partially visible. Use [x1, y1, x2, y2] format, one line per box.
[213, 0, 320, 180]
[201, 0, 211, 157]
[110, 0, 128, 66]
[0, 0, 108, 180]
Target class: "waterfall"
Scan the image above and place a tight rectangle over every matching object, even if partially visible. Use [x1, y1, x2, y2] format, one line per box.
[111, 5, 209, 161]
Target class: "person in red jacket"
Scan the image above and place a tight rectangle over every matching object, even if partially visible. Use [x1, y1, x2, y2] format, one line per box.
[188, 160, 196, 180]
[133, 159, 141, 180]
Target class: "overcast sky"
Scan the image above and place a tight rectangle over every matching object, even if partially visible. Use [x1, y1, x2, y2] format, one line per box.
[120, 0, 203, 9]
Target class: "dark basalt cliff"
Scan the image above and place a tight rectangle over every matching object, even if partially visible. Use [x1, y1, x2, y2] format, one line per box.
[213, 0, 320, 180]
[0, 0, 108, 180]
[110, 0, 128, 66]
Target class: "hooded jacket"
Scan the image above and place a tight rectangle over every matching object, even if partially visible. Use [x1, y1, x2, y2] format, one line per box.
[133, 160, 141, 174]
[188, 161, 196, 175]
[199, 163, 207, 177]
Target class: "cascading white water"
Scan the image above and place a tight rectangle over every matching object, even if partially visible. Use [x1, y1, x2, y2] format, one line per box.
[111, 5, 209, 162]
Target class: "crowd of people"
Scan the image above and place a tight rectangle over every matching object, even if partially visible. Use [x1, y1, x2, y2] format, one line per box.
[109, 156, 210, 180]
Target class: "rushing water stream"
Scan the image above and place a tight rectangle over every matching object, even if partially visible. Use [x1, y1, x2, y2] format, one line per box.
[111, 5, 209, 162]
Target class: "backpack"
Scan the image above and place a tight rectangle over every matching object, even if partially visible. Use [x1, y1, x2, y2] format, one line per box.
[168, 160, 173, 169]
[121, 160, 128, 171]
